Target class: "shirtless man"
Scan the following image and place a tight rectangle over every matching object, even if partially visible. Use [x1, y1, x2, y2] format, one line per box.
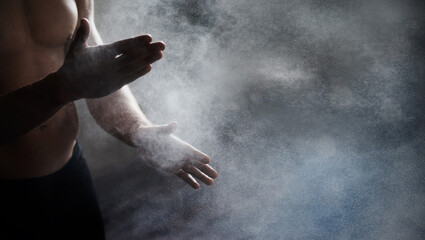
[0, 0, 217, 239]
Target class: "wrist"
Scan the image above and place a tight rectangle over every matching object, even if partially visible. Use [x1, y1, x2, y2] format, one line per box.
[52, 68, 79, 102]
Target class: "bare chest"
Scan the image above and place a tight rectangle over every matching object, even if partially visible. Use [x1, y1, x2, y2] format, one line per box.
[0, 0, 78, 55]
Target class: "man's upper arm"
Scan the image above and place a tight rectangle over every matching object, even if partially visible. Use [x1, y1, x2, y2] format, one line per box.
[75, 0, 103, 45]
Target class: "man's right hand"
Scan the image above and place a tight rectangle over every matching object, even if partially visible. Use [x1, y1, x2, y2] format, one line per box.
[57, 18, 164, 101]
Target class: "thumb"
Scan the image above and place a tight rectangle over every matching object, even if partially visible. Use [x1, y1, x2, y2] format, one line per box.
[68, 18, 90, 53]
[154, 122, 178, 136]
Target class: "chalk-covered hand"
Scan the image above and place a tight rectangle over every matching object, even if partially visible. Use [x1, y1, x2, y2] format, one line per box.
[134, 122, 218, 189]
[58, 18, 165, 101]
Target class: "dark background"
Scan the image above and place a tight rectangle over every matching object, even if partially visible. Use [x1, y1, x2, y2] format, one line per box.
[76, 0, 425, 239]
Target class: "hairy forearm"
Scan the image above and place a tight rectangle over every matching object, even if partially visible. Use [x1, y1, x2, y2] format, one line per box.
[85, 85, 151, 147]
[0, 72, 70, 145]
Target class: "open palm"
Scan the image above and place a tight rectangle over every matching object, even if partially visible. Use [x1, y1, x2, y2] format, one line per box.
[135, 122, 218, 189]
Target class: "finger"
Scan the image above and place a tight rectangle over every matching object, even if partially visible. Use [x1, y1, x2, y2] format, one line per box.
[121, 65, 152, 83]
[151, 50, 163, 62]
[181, 154, 215, 178]
[190, 149, 211, 164]
[182, 165, 214, 185]
[150, 41, 166, 51]
[108, 35, 153, 54]
[128, 48, 163, 62]
[138, 35, 153, 44]
[115, 42, 165, 63]
[194, 162, 218, 179]
[69, 18, 90, 52]
[116, 51, 163, 76]
[176, 169, 200, 189]
[116, 48, 163, 66]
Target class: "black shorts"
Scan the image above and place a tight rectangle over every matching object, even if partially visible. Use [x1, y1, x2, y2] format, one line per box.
[0, 142, 105, 240]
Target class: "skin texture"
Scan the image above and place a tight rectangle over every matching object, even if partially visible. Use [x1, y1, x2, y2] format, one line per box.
[0, 0, 217, 188]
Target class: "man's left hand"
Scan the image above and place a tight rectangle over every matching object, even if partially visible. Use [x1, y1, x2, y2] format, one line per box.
[134, 122, 218, 189]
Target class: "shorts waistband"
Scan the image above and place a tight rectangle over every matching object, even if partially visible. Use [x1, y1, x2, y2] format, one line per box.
[0, 141, 83, 183]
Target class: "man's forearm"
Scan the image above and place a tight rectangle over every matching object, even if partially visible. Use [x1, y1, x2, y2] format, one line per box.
[82, 3, 157, 148]
[85, 85, 151, 147]
[0, 72, 71, 145]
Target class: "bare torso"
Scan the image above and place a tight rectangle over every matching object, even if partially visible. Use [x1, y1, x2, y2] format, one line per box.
[0, 0, 79, 178]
